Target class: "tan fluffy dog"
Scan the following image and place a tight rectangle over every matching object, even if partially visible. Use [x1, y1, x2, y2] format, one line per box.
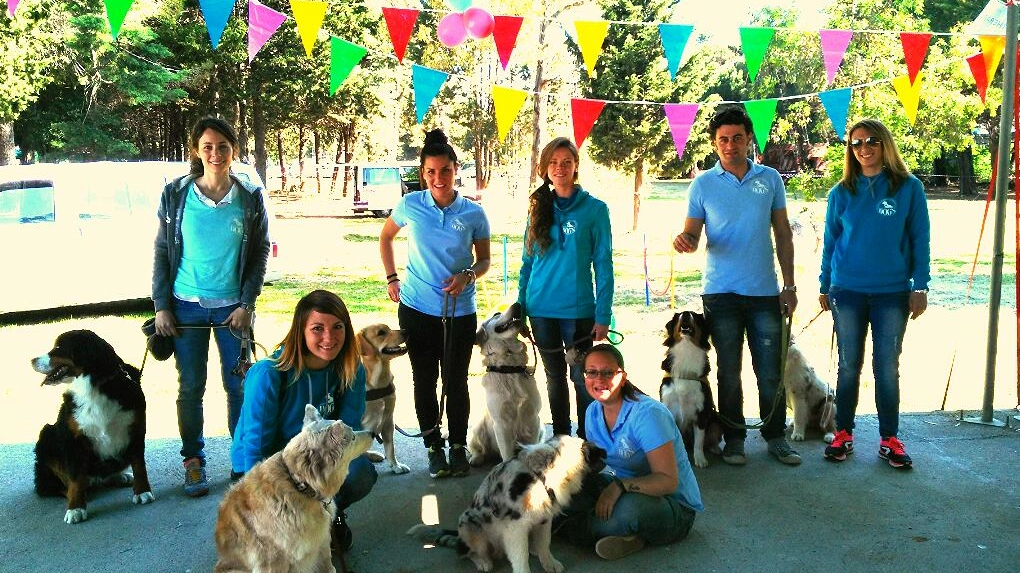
[357, 324, 409, 474]
[214, 405, 373, 573]
[784, 340, 837, 443]
[467, 302, 544, 466]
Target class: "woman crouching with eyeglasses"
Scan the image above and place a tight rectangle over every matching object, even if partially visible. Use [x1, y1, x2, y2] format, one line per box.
[553, 344, 703, 561]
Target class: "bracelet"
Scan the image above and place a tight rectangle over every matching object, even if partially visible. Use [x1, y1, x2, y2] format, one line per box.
[386, 273, 398, 280]
[912, 288, 928, 294]
[461, 268, 476, 284]
[612, 476, 626, 492]
[387, 277, 400, 285]
[239, 302, 255, 312]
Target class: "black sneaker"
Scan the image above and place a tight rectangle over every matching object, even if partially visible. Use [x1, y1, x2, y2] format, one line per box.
[448, 444, 470, 477]
[428, 446, 449, 478]
[331, 512, 353, 553]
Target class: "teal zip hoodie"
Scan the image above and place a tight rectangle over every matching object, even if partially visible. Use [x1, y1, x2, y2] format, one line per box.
[819, 172, 930, 294]
[518, 185, 614, 325]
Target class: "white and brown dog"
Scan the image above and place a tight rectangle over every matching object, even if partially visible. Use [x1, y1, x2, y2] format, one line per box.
[357, 324, 410, 474]
[467, 302, 544, 466]
[784, 340, 836, 443]
[659, 310, 722, 468]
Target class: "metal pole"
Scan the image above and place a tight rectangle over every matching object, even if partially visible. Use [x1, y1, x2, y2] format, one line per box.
[966, 1, 1019, 428]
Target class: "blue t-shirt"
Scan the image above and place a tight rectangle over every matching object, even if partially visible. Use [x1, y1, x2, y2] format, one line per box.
[174, 183, 243, 301]
[686, 160, 787, 296]
[391, 190, 490, 317]
[585, 393, 704, 512]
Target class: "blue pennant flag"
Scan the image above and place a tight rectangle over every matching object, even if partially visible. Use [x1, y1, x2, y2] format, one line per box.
[659, 23, 694, 80]
[412, 65, 449, 124]
[818, 87, 852, 141]
[199, 0, 235, 50]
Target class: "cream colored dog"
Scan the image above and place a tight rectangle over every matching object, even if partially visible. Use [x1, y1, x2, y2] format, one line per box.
[784, 341, 837, 443]
[214, 405, 373, 573]
[467, 303, 544, 466]
[357, 323, 409, 474]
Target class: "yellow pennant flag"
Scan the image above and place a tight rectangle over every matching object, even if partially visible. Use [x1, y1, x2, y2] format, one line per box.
[574, 20, 610, 78]
[979, 35, 1006, 82]
[291, 0, 329, 57]
[891, 72, 923, 125]
[492, 86, 528, 143]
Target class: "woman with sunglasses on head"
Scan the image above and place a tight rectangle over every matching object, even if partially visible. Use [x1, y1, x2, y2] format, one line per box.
[554, 344, 702, 561]
[819, 118, 930, 469]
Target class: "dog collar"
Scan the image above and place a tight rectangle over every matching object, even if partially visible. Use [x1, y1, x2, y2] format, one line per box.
[365, 384, 395, 402]
[280, 458, 332, 510]
[486, 365, 528, 374]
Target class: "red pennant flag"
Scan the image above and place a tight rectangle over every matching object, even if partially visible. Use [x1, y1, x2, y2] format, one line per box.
[381, 7, 418, 63]
[492, 15, 524, 71]
[967, 52, 990, 103]
[900, 32, 932, 85]
[571, 98, 606, 148]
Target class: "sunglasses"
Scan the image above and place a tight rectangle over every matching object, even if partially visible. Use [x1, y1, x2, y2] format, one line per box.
[583, 369, 622, 380]
[850, 136, 882, 148]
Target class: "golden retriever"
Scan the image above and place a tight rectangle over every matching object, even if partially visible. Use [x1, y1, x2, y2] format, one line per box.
[357, 323, 409, 474]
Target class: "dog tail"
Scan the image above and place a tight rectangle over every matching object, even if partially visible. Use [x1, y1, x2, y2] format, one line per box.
[406, 524, 467, 554]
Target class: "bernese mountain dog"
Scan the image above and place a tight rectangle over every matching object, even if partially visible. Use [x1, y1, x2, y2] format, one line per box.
[659, 310, 722, 468]
[31, 329, 154, 523]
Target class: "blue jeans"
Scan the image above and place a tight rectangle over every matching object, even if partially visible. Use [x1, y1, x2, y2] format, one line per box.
[828, 288, 909, 438]
[528, 316, 595, 438]
[702, 293, 786, 442]
[335, 455, 378, 511]
[172, 299, 244, 463]
[555, 472, 696, 547]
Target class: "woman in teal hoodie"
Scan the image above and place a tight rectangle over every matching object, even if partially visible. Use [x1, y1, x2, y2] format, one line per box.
[518, 137, 614, 439]
[231, 289, 374, 553]
[818, 119, 930, 469]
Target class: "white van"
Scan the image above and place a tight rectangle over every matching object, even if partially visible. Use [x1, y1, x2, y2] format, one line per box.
[0, 161, 281, 315]
[351, 163, 418, 217]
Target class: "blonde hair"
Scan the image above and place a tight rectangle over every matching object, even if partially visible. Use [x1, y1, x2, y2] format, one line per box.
[841, 119, 911, 196]
[274, 290, 361, 390]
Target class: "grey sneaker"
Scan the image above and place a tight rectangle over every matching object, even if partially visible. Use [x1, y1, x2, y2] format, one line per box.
[595, 535, 646, 560]
[448, 444, 470, 477]
[768, 437, 803, 465]
[427, 446, 449, 479]
[721, 439, 747, 466]
[182, 457, 209, 497]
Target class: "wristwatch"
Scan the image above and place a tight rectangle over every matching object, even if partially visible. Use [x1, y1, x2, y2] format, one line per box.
[782, 285, 797, 293]
[240, 302, 255, 312]
[461, 268, 476, 284]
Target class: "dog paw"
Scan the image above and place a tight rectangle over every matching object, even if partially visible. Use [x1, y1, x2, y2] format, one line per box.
[541, 558, 564, 573]
[467, 453, 486, 467]
[693, 453, 709, 468]
[823, 432, 835, 444]
[390, 462, 410, 474]
[133, 491, 155, 505]
[790, 431, 806, 441]
[64, 508, 88, 524]
[365, 450, 384, 463]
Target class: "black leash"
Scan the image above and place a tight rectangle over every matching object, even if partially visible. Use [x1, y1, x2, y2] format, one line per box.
[139, 319, 261, 380]
[525, 328, 626, 366]
[394, 294, 456, 439]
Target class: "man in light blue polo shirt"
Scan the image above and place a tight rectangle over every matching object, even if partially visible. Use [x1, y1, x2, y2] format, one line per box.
[671, 106, 801, 466]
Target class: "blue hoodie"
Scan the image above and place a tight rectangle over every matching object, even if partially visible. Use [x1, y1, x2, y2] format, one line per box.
[518, 186, 614, 325]
[231, 349, 367, 473]
[819, 171, 930, 294]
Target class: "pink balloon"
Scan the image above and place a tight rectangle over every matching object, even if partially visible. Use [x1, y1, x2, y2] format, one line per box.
[463, 7, 494, 40]
[437, 12, 467, 48]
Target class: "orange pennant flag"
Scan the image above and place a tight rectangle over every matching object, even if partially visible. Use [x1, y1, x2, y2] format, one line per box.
[979, 35, 1006, 82]
[967, 52, 990, 103]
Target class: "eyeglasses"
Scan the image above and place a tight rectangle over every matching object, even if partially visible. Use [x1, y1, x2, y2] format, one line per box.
[850, 136, 882, 149]
[583, 369, 622, 380]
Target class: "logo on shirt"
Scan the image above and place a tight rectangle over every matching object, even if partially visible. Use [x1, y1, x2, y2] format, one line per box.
[451, 217, 467, 232]
[877, 198, 897, 216]
[318, 391, 335, 419]
[229, 216, 244, 236]
[751, 180, 770, 195]
[616, 436, 636, 459]
[561, 220, 577, 235]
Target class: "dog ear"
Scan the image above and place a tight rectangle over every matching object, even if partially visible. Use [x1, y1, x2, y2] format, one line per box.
[474, 325, 488, 346]
[357, 330, 377, 359]
[663, 314, 679, 346]
[303, 404, 323, 428]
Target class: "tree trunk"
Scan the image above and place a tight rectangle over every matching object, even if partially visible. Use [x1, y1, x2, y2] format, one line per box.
[313, 130, 322, 194]
[297, 125, 306, 194]
[959, 146, 976, 196]
[332, 138, 343, 195]
[0, 122, 16, 165]
[276, 130, 287, 195]
[528, 16, 549, 190]
[633, 156, 644, 231]
[252, 101, 269, 189]
[236, 99, 249, 162]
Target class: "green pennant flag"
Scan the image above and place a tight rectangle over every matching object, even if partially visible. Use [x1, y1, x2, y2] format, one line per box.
[739, 26, 775, 83]
[104, 0, 134, 41]
[743, 99, 778, 152]
[330, 37, 367, 96]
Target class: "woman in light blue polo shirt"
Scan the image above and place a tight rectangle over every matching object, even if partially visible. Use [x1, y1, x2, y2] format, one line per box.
[379, 129, 490, 479]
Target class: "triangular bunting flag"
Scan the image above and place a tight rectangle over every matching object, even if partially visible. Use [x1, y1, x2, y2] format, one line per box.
[570, 98, 606, 148]
[381, 7, 418, 63]
[663, 103, 699, 162]
[411, 65, 448, 124]
[248, 0, 287, 63]
[492, 86, 528, 143]
[330, 37, 367, 95]
[979, 35, 1006, 82]
[7, 0, 20, 17]
[291, 0, 328, 57]
[818, 88, 852, 141]
[492, 15, 524, 71]
[967, 52, 990, 103]
[574, 20, 610, 78]
[198, 0, 235, 50]
[892, 72, 924, 125]
[900, 32, 932, 85]
[743, 99, 778, 152]
[658, 24, 694, 81]
[818, 29, 853, 86]
[739, 27, 775, 83]
[103, 0, 134, 41]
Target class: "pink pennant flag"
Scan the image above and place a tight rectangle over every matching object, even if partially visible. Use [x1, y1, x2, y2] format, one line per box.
[900, 32, 932, 85]
[248, 0, 287, 63]
[818, 29, 852, 86]
[381, 7, 418, 63]
[570, 98, 606, 148]
[663, 103, 699, 162]
[492, 15, 524, 71]
[7, 0, 20, 17]
[966, 52, 990, 103]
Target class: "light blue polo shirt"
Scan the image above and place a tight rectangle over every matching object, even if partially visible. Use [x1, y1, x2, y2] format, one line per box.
[174, 182, 243, 302]
[391, 190, 490, 317]
[686, 159, 787, 296]
[585, 393, 704, 512]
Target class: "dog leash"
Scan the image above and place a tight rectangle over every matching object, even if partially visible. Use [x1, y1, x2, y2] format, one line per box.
[139, 320, 264, 380]
[394, 293, 456, 439]
[525, 328, 626, 366]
